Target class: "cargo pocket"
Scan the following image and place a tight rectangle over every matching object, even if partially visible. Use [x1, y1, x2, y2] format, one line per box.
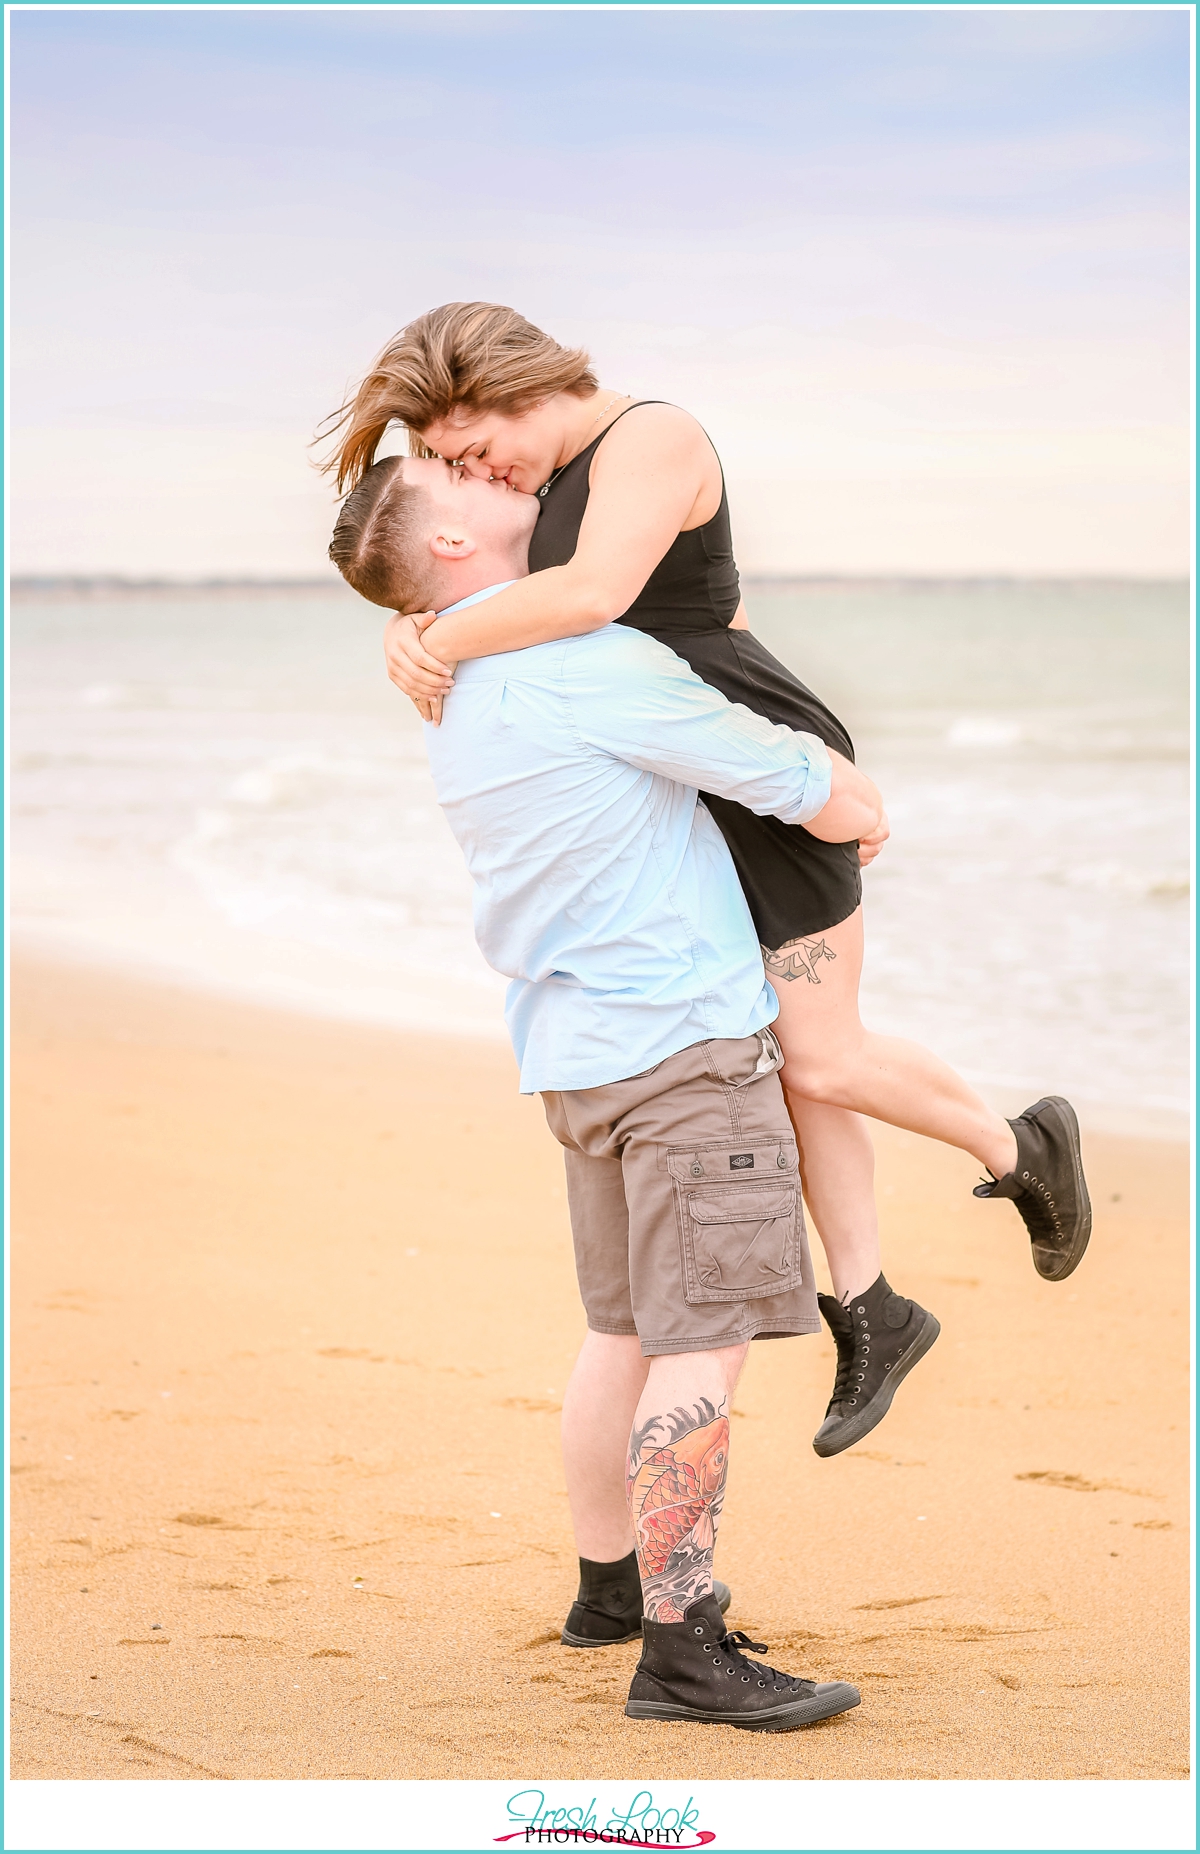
[675, 1179, 801, 1306]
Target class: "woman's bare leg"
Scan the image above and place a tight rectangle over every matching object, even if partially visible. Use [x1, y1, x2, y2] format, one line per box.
[766, 907, 1018, 1180]
[786, 1096, 882, 1302]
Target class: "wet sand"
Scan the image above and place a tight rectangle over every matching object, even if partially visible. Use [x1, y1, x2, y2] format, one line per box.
[10, 956, 1190, 1782]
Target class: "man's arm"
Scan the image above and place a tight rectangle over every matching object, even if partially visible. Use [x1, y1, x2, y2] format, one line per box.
[806, 751, 885, 843]
[568, 631, 883, 838]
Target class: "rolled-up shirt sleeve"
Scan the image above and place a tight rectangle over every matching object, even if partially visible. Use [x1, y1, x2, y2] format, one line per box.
[567, 630, 833, 826]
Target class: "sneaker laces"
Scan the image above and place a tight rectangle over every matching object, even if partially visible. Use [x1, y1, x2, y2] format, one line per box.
[826, 1318, 862, 1415]
[715, 1628, 815, 1695]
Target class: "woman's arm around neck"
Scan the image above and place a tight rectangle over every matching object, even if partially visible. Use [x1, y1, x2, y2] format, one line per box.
[406, 404, 721, 670]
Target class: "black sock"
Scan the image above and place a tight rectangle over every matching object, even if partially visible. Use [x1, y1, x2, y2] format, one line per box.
[575, 1550, 642, 1619]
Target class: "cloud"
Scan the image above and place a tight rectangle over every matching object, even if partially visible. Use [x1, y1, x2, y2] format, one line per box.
[9, 9, 1190, 576]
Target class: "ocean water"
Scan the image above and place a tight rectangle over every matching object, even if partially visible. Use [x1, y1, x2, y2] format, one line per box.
[10, 578, 1191, 1131]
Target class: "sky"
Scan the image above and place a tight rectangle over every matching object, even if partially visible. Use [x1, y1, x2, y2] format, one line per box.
[9, 6, 1192, 578]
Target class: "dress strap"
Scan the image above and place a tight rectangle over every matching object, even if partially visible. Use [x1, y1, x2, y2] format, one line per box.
[590, 399, 666, 453]
[593, 400, 722, 488]
[577, 399, 668, 464]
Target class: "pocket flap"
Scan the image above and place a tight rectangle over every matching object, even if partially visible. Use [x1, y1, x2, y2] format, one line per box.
[689, 1187, 796, 1225]
[666, 1140, 797, 1184]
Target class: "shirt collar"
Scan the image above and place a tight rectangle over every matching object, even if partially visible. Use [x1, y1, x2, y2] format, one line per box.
[437, 580, 518, 617]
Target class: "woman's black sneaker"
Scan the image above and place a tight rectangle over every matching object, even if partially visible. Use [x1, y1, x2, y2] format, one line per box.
[812, 1273, 940, 1458]
[973, 1096, 1092, 1282]
[561, 1551, 730, 1647]
[625, 1593, 860, 1731]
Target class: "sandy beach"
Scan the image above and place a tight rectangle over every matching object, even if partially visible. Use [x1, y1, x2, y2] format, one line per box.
[10, 954, 1190, 1783]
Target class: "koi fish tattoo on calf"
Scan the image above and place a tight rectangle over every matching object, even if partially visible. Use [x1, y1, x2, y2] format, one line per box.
[761, 935, 838, 985]
[626, 1397, 731, 1622]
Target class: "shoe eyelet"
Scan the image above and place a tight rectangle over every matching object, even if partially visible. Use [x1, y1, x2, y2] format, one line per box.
[1022, 1171, 1030, 1180]
[742, 1675, 750, 1683]
[694, 1626, 705, 1636]
[857, 1306, 865, 1314]
[849, 1398, 857, 1405]
[758, 1679, 766, 1688]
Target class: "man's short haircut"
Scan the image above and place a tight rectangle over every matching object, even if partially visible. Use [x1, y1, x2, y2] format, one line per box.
[328, 457, 439, 612]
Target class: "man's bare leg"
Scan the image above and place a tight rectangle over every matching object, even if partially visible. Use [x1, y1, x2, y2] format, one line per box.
[623, 1342, 862, 1729]
[627, 1345, 746, 1621]
[560, 1333, 736, 1646]
[562, 1331, 648, 1561]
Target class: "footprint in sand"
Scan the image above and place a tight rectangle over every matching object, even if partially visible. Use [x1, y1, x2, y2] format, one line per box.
[854, 1595, 945, 1611]
[1015, 1471, 1161, 1498]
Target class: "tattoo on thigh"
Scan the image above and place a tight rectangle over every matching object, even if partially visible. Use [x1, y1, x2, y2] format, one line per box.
[761, 935, 838, 985]
[626, 1396, 730, 1623]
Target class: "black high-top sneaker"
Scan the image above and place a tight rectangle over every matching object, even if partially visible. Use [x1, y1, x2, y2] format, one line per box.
[812, 1273, 940, 1459]
[561, 1552, 731, 1647]
[626, 1593, 860, 1732]
[973, 1096, 1091, 1282]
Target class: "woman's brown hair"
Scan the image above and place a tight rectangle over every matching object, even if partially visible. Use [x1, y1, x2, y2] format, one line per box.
[320, 302, 598, 494]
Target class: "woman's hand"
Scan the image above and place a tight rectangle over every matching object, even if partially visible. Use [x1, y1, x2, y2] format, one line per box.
[384, 611, 457, 724]
[857, 812, 890, 867]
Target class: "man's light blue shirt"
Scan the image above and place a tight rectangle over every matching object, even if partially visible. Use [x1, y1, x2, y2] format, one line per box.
[422, 585, 833, 1093]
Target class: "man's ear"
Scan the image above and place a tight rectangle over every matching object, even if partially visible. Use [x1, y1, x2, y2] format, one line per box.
[429, 527, 477, 562]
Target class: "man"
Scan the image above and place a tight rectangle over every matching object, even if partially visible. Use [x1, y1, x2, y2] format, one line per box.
[327, 455, 883, 1731]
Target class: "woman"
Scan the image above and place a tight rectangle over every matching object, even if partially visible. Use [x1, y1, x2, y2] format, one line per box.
[323, 303, 1091, 1456]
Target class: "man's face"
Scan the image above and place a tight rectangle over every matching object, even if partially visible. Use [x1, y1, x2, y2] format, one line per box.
[402, 455, 539, 559]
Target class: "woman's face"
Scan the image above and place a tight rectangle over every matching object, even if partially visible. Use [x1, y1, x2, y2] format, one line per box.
[419, 402, 565, 495]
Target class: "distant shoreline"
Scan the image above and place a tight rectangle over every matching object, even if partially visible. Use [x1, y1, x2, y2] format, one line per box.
[9, 571, 1190, 600]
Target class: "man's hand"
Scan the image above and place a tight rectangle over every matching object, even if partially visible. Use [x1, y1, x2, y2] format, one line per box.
[804, 749, 884, 846]
[857, 812, 890, 867]
[384, 611, 457, 724]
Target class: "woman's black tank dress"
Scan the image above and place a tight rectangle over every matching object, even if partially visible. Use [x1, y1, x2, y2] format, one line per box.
[526, 404, 862, 951]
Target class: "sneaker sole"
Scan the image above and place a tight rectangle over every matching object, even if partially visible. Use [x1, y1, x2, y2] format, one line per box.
[1026, 1096, 1092, 1282]
[625, 1682, 860, 1732]
[812, 1309, 941, 1459]
[561, 1624, 642, 1647]
[562, 1581, 731, 1648]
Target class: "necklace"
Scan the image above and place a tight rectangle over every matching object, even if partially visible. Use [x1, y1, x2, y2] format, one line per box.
[537, 395, 629, 498]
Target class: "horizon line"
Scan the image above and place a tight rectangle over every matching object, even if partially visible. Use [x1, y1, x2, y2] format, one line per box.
[10, 571, 1191, 598]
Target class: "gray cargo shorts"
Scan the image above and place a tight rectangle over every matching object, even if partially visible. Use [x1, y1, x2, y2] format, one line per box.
[541, 1030, 820, 1356]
